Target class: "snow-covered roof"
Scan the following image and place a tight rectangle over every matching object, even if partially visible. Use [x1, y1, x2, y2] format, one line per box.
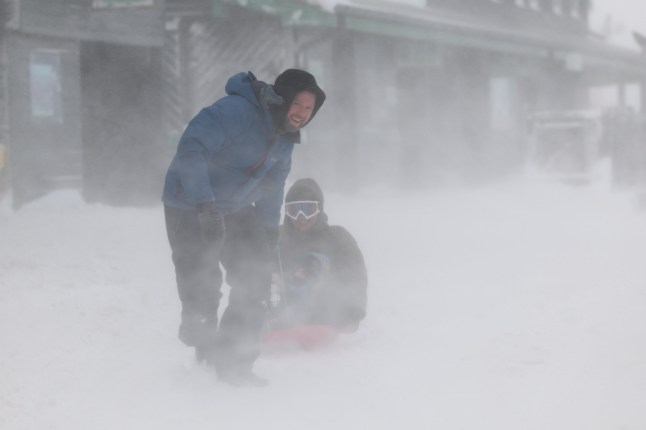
[312, 0, 425, 14]
[227, 0, 646, 73]
[311, 0, 646, 71]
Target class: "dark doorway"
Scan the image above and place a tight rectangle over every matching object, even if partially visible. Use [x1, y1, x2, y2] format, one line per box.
[81, 42, 164, 206]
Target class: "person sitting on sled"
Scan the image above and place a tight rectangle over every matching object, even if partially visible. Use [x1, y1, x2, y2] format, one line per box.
[269, 178, 367, 335]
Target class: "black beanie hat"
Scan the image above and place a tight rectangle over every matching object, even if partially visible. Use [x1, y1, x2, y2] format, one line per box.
[272, 69, 326, 125]
[284, 178, 328, 230]
[285, 178, 324, 211]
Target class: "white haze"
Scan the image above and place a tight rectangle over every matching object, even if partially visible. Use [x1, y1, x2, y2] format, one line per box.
[590, 0, 646, 48]
[2, 1, 646, 429]
[2, 164, 646, 430]
[322, 0, 646, 50]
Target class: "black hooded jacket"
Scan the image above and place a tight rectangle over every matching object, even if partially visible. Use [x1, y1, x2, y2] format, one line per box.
[275, 178, 367, 329]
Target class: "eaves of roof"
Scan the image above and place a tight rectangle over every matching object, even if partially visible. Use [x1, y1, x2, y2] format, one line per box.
[219, 0, 337, 27]
[333, 0, 646, 74]
[218, 0, 646, 75]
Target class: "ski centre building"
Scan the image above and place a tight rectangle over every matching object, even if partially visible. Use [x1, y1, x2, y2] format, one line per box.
[0, 0, 644, 208]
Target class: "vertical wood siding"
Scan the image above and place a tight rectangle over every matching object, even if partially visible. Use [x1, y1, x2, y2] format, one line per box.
[162, 11, 295, 138]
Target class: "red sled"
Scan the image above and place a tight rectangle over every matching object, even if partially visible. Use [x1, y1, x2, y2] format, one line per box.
[261, 324, 338, 351]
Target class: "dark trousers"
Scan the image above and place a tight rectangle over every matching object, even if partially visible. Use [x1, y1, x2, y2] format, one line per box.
[164, 204, 272, 375]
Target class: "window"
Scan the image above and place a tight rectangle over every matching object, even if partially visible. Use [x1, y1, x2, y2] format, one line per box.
[29, 51, 63, 123]
[490, 78, 516, 131]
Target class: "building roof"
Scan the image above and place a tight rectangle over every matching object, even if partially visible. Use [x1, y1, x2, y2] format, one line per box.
[223, 0, 646, 78]
[330, 0, 646, 75]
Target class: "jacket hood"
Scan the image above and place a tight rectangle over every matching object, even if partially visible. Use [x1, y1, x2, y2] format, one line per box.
[284, 178, 328, 232]
[224, 71, 263, 109]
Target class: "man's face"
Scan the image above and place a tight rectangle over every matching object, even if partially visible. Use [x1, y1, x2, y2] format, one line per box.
[284, 91, 316, 132]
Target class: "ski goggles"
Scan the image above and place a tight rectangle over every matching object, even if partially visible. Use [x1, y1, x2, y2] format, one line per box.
[285, 200, 321, 220]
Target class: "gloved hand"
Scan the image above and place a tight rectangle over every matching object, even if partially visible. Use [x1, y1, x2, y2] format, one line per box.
[197, 203, 224, 244]
[338, 322, 359, 334]
[338, 307, 365, 333]
[259, 85, 283, 109]
[302, 254, 323, 279]
[264, 227, 279, 251]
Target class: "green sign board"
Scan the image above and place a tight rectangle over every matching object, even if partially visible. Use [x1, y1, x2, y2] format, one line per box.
[218, 0, 336, 27]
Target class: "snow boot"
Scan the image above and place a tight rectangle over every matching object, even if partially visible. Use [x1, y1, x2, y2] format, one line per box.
[178, 314, 217, 347]
[195, 344, 217, 366]
[218, 368, 269, 387]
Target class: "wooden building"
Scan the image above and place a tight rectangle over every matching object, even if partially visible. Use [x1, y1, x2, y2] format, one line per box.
[292, 0, 646, 188]
[1, 0, 645, 207]
[2, 0, 165, 207]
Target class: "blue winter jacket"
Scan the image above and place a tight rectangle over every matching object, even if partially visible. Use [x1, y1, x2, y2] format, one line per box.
[162, 72, 298, 229]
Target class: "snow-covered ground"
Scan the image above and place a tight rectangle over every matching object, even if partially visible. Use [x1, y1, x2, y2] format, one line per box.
[2, 170, 646, 430]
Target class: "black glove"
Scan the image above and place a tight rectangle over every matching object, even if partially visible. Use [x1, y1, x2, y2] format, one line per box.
[259, 85, 283, 109]
[197, 203, 224, 244]
[302, 254, 323, 279]
[264, 227, 279, 251]
[338, 307, 365, 333]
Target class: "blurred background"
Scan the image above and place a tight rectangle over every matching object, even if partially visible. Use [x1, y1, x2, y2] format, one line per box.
[0, 0, 645, 209]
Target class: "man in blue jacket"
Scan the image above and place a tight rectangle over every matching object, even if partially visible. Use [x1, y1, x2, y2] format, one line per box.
[163, 69, 325, 386]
